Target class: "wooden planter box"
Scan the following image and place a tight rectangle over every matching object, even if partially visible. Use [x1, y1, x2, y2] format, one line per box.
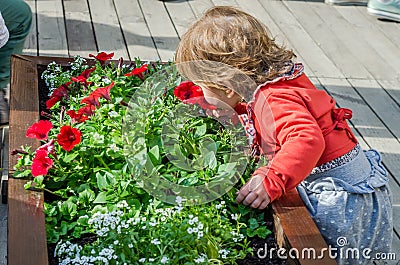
[7, 54, 337, 265]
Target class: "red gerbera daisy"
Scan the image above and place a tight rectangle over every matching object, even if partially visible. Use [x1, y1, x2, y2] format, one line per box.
[26, 120, 53, 140]
[57, 125, 82, 151]
[31, 149, 53, 177]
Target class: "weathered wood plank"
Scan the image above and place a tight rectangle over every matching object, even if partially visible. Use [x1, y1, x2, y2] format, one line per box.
[87, 0, 129, 59]
[138, 0, 180, 61]
[24, 0, 38, 56]
[188, 0, 214, 19]
[114, 0, 159, 61]
[356, 5, 400, 50]
[283, 1, 370, 80]
[8, 55, 48, 265]
[334, 6, 400, 81]
[164, 0, 197, 38]
[0, 202, 6, 265]
[64, 0, 97, 57]
[348, 78, 400, 140]
[258, 0, 343, 79]
[272, 189, 337, 265]
[36, 0, 68, 57]
[245, 0, 313, 77]
[378, 80, 400, 107]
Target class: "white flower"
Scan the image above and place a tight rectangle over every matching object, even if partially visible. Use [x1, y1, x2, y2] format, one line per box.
[194, 253, 207, 263]
[187, 228, 193, 234]
[215, 204, 222, 209]
[149, 258, 155, 262]
[197, 231, 204, 239]
[231, 214, 239, 220]
[113, 240, 119, 245]
[128, 244, 133, 248]
[160, 256, 169, 263]
[175, 196, 183, 205]
[151, 238, 161, 245]
[222, 209, 227, 214]
[198, 222, 204, 230]
[109, 143, 120, 152]
[139, 258, 146, 262]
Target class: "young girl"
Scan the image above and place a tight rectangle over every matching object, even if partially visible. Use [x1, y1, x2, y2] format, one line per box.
[175, 6, 393, 264]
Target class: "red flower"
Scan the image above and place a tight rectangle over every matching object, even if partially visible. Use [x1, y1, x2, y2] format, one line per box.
[26, 120, 53, 140]
[71, 67, 96, 85]
[124, 64, 148, 80]
[46, 82, 70, 109]
[37, 139, 56, 154]
[173, 81, 217, 110]
[67, 110, 89, 123]
[91, 82, 114, 102]
[89, 52, 114, 64]
[78, 105, 96, 116]
[31, 149, 53, 177]
[81, 94, 100, 108]
[57, 126, 82, 151]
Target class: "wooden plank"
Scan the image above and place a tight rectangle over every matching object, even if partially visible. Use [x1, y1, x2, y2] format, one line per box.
[239, 0, 313, 77]
[283, 1, 370, 80]
[64, 0, 97, 57]
[24, 0, 38, 56]
[114, 0, 160, 61]
[88, 0, 129, 59]
[272, 189, 337, 265]
[8, 178, 47, 265]
[348, 78, 400, 140]
[334, 5, 400, 80]
[0, 202, 6, 265]
[378, 79, 400, 107]
[138, 0, 180, 61]
[36, 0, 68, 57]
[8, 55, 48, 265]
[164, 0, 197, 38]
[356, 6, 400, 50]
[187, 0, 214, 19]
[257, 0, 344, 79]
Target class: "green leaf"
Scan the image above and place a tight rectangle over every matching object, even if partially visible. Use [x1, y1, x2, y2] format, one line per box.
[148, 145, 160, 164]
[203, 151, 217, 170]
[13, 169, 31, 178]
[248, 218, 259, 229]
[93, 191, 107, 204]
[194, 124, 207, 138]
[63, 152, 79, 163]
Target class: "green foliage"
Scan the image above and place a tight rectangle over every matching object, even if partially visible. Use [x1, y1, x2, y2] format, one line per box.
[14, 55, 271, 264]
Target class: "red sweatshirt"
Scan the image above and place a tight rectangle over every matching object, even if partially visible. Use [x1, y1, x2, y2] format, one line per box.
[237, 73, 357, 202]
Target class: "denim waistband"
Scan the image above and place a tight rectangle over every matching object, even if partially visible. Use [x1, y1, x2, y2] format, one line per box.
[310, 143, 361, 175]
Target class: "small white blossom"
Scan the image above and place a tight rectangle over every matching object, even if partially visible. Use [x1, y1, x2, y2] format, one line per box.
[151, 238, 161, 245]
[160, 256, 169, 264]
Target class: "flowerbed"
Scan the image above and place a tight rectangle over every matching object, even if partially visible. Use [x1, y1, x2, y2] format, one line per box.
[12, 53, 284, 265]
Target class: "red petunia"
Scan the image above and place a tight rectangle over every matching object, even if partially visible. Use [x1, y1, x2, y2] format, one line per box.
[26, 120, 53, 140]
[173, 81, 217, 110]
[78, 104, 96, 116]
[46, 82, 71, 109]
[124, 64, 148, 80]
[89, 52, 114, 65]
[91, 82, 114, 102]
[81, 94, 100, 108]
[57, 126, 82, 151]
[67, 110, 89, 124]
[37, 139, 56, 155]
[71, 67, 96, 85]
[31, 149, 53, 177]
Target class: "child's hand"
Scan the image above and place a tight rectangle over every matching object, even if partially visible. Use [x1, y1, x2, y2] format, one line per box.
[235, 175, 270, 210]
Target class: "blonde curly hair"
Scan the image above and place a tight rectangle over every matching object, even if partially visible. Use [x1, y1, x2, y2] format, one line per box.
[175, 6, 295, 85]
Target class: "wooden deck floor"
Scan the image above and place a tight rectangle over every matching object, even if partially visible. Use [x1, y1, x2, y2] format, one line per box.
[1, 0, 399, 263]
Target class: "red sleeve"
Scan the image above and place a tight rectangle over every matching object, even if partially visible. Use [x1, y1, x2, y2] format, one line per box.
[253, 92, 325, 202]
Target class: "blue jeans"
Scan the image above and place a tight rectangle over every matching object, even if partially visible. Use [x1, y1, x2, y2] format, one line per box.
[0, 0, 32, 89]
[297, 148, 393, 265]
